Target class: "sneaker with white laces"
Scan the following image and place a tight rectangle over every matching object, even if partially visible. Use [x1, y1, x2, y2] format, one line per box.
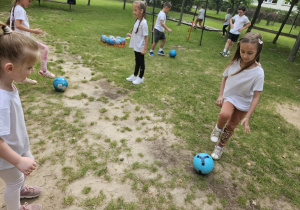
[224, 53, 230, 57]
[132, 77, 144, 85]
[211, 145, 223, 160]
[38, 70, 55, 79]
[148, 51, 154, 56]
[20, 185, 42, 199]
[126, 74, 137, 82]
[219, 52, 225, 57]
[158, 51, 165, 56]
[210, 125, 222, 143]
[17, 78, 37, 84]
[20, 202, 42, 210]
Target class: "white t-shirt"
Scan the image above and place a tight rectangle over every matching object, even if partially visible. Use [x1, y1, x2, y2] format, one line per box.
[198, 8, 205, 19]
[12, 5, 30, 37]
[224, 14, 231, 25]
[230, 14, 250, 35]
[0, 87, 30, 170]
[154, 11, 166, 32]
[129, 19, 148, 52]
[223, 60, 264, 112]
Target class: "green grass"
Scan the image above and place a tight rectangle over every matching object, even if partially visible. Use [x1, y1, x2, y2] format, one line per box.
[0, 0, 300, 209]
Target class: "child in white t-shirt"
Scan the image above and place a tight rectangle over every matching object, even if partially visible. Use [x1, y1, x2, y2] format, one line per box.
[210, 32, 264, 160]
[9, 0, 55, 84]
[149, 2, 172, 56]
[219, 6, 251, 57]
[194, 5, 205, 29]
[222, 8, 231, 36]
[0, 22, 42, 210]
[126, 1, 148, 85]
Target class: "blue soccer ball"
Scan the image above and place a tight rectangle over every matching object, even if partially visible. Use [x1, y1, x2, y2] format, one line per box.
[53, 77, 68, 92]
[193, 153, 214, 174]
[169, 50, 177, 58]
[115, 39, 121, 45]
[120, 38, 126, 45]
[107, 38, 115, 45]
[101, 35, 107, 41]
[109, 35, 115, 40]
[102, 36, 108, 43]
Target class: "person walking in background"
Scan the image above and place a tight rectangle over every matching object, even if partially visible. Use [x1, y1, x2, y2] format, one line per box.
[9, 0, 55, 84]
[211, 32, 264, 160]
[194, 4, 205, 29]
[219, 6, 251, 57]
[222, 8, 231, 37]
[0, 22, 42, 210]
[149, 2, 172, 56]
[126, 1, 148, 85]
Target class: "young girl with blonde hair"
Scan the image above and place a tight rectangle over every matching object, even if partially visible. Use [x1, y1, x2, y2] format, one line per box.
[0, 22, 42, 210]
[126, 1, 149, 85]
[210, 32, 264, 160]
[9, 0, 55, 84]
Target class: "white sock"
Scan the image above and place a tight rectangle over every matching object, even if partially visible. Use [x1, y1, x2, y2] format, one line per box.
[150, 49, 153, 52]
[159, 48, 163, 52]
[227, 51, 231, 55]
[223, 49, 227, 53]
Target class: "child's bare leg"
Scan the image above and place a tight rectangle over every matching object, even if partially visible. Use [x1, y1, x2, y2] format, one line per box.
[228, 41, 235, 52]
[151, 41, 158, 51]
[160, 39, 166, 49]
[216, 101, 235, 129]
[224, 39, 231, 51]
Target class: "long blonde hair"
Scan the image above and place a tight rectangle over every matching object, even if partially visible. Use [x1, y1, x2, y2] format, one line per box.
[0, 22, 39, 74]
[226, 32, 263, 76]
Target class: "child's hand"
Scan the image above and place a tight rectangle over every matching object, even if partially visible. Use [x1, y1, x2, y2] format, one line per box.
[230, 24, 234, 29]
[238, 28, 243, 32]
[141, 49, 146, 55]
[127, 33, 131, 37]
[32, 29, 43, 35]
[167, 28, 172, 33]
[216, 96, 224, 107]
[241, 117, 250, 133]
[15, 157, 37, 176]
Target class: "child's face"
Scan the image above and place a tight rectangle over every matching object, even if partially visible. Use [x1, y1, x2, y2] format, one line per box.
[240, 42, 257, 64]
[163, 6, 171, 13]
[238, 10, 245, 16]
[133, 4, 143, 19]
[19, 0, 32, 8]
[12, 57, 36, 82]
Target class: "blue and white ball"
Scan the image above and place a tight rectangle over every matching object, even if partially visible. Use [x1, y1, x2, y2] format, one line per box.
[115, 39, 121, 45]
[107, 38, 115, 45]
[120, 38, 126, 45]
[193, 153, 214, 174]
[53, 77, 68, 92]
[101, 35, 107, 41]
[102, 36, 108, 43]
[109, 35, 115, 40]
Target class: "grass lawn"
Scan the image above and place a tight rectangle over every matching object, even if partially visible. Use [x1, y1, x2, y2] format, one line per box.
[0, 0, 300, 209]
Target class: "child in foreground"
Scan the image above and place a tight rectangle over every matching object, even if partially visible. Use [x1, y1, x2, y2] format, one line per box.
[9, 0, 55, 84]
[0, 22, 42, 210]
[148, 2, 172, 56]
[219, 6, 251, 57]
[126, 1, 149, 85]
[210, 32, 264, 160]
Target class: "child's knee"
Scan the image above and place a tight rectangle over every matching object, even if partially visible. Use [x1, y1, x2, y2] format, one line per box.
[218, 111, 231, 121]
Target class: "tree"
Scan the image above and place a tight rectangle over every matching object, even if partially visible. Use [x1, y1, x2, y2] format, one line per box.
[178, 0, 187, 26]
[247, 0, 264, 32]
[288, 31, 300, 62]
[272, 0, 299, 44]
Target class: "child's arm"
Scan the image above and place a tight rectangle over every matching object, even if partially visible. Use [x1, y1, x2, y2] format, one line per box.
[141, 35, 148, 55]
[238, 21, 251, 32]
[216, 76, 228, 107]
[160, 20, 172, 32]
[241, 91, 261, 133]
[14, 19, 43, 35]
[0, 137, 37, 175]
[230, 18, 234, 29]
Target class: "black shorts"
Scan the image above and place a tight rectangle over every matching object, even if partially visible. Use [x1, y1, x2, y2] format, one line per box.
[154, 28, 166, 43]
[228, 32, 240, 42]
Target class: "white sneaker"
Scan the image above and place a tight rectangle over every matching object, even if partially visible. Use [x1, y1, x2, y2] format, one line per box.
[132, 77, 144, 85]
[211, 145, 223, 160]
[210, 125, 222, 142]
[38, 70, 55, 79]
[126, 74, 137, 82]
[224, 53, 230, 57]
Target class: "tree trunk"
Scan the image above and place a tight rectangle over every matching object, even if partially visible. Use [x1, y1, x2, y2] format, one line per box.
[273, 0, 298, 44]
[288, 31, 300, 62]
[178, 0, 187, 26]
[247, 0, 263, 32]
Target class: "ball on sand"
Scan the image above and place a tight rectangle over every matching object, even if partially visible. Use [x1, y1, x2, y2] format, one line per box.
[53, 77, 68, 92]
[193, 153, 214, 174]
[169, 50, 177, 58]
